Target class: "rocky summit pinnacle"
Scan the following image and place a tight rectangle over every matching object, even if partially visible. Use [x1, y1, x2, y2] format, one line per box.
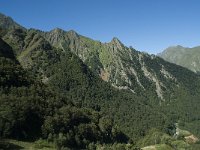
[67, 30, 79, 36]
[111, 37, 121, 43]
[66, 30, 80, 41]
[0, 13, 25, 30]
[108, 37, 125, 54]
[110, 37, 124, 47]
[50, 28, 65, 34]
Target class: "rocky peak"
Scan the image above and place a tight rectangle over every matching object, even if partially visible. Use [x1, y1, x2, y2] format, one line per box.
[45, 28, 66, 46]
[50, 28, 65, 35]
[108, 37, 125, 54]
[175, 45, 184, 48]
[0, 13, 25, 30]
[67, 30, 78, 35]
[110, 37, 123, 45]
[167, 45, 186, 51]
[66, 30, 79, 39]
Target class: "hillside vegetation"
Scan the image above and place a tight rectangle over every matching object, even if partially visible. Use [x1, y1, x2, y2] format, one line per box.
[1, 13, 200, 149]
[158, 45, 200, 74]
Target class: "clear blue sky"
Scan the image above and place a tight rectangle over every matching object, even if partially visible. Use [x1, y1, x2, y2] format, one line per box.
[1, 0, 200, 54]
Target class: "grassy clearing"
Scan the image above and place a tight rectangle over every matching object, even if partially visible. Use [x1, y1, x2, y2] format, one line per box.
[0, 139, 55, 150]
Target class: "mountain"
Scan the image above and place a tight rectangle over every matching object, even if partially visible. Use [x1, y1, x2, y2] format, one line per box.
[38, 27, 200, 102]
[0, 13, 25, 30]
[0, 16, 194, 102]
[0, 14, 171, 142]
[1, 12, 200, 149]
[38, 28, 200, 140]
[1, 26, 171, 142]
[38, 29, 173, 99]
[158, 45, 200, 74]
[0, 37, 133, 149]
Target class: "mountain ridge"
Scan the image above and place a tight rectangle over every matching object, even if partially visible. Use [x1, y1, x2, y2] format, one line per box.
[1, 12, 200, 102]
[1, 12, 200, 147]
[158, 45, 200, 73]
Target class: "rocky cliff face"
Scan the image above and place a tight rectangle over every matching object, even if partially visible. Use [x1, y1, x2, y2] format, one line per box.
[38, 29, 182, 100]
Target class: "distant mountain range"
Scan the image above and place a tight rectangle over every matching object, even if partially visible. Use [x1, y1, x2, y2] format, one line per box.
[1, 12, 200, 149]
[158, 45, 200, 74]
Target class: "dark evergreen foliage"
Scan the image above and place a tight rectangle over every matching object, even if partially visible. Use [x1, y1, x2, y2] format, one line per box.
[0, 38, 129, 149]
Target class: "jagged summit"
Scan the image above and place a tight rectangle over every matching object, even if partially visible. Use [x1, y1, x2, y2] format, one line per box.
[47, 28, 66, 37]
[111, 37, 121, 42]
[0, 13, 10, 20]
[50, 27, 65, 33]
[110, 37, 123, 45]
[67, 29, 78, 35]
[0, 13, 7, 20]
[0, 13, 25, 30]
[49, 28, 79, 38]
[109, 37, 124, 51]
[66, 29, 79, 39]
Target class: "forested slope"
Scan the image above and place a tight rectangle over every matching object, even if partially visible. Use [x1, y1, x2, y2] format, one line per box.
[1, 13, 200, 149]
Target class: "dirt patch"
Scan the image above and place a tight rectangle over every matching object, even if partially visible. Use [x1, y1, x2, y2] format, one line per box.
[100, 69, 109, 81]
[185, 134, 199, 144]
[142, 145, 156, 150]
